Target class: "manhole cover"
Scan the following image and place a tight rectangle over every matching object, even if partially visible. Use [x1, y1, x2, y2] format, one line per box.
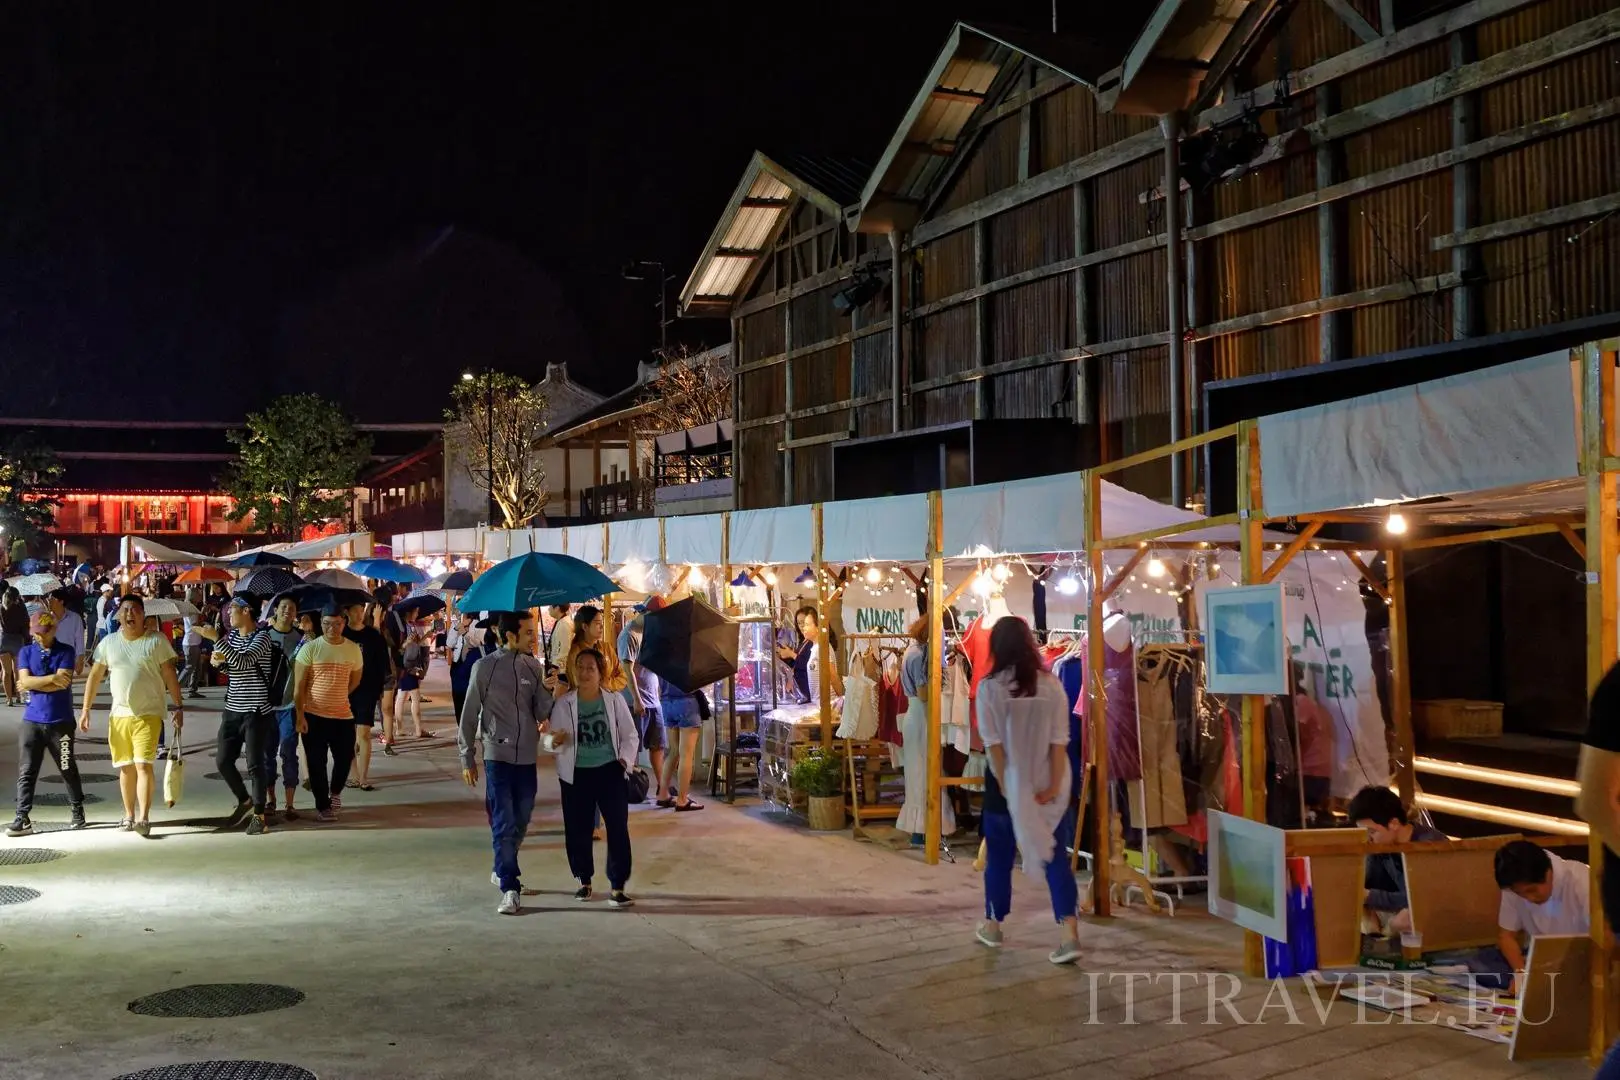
[113, 1064, 316, 1080]
[0, 848, 66, 866]
[44, 772, 117, 785]
[26, 790, 104, 806]
[0, 885, 41, 905]
[27, 792, 104, 806]
[128, 984, 305, 1018]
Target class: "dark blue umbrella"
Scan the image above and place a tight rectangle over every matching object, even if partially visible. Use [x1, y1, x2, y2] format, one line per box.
[235, 566, 302, 598]
[395, 593, 446, 621]
[458, 552, 616, 612]
[16, 558, 49, 575]
[269, 583, 371, 615]
[347, 557, 428, 584]
[432, 569, 475, 592]
[224, 551, 296, 569]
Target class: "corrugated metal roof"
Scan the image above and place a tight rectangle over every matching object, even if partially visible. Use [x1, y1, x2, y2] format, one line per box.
[678, 151, 871, 315]
[850, 19, 1152, 235]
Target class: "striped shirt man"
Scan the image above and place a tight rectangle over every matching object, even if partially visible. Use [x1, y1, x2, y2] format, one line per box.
[215, 627, 275, 714]
[295, 635, 363, 720]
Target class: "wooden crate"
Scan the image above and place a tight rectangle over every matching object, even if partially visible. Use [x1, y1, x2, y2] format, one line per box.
[1413, 699, 1503, 740]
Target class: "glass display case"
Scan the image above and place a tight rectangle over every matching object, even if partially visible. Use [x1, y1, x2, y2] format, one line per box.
[711, 616, 774, 802]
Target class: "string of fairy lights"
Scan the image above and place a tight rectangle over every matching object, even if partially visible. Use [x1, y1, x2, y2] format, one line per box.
[598, 542, 1378, 606]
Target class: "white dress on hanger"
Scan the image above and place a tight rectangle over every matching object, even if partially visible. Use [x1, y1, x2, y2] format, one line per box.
[895, 644, 956, 838]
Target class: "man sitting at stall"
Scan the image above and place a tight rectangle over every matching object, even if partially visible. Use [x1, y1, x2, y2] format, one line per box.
[1347, 785, 1447, 934]
[1489, 839, 1590, 992]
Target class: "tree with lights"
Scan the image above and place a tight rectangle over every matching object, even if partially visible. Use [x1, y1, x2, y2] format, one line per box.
[444, 371, 550, 529]
[637, 344, 732, 485]
[221, 394, 372, 541]
[0, 437, 64, 559]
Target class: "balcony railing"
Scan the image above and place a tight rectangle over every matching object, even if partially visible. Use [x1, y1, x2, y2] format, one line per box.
[579, 478, 655, 522]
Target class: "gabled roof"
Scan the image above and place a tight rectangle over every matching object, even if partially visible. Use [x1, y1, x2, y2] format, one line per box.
[850, 20, 1150, 235]
[1099, 0, 1270, 115]
[679, 152, 871, 316]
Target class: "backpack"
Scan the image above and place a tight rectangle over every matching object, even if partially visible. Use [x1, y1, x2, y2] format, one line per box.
[265, 636, 293, 705]
[403, 640, 426, 678]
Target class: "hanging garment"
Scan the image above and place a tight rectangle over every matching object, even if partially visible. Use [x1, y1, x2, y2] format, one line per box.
[896, 694, 956, 837]
[1129, 651, 1189, 830]
[836, 671, 880, 740]
[876, 673, 904, 746]
[1079, 638, 1142, 783]
[941, 661, 972, 753]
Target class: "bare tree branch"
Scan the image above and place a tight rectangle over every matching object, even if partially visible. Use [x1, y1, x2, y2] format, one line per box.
[445, 372, 550, 528]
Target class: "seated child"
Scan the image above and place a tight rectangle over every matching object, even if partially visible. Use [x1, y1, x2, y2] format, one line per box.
[1488, 839, 1590, 993]
[1347, 784, 1447, 934]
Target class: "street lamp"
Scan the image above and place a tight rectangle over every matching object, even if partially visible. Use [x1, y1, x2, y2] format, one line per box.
[462, 369, 497, 527]
[620, 260, 675, 353]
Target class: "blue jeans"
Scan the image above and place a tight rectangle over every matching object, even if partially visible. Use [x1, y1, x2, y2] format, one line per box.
[1599, 1039, 1620, 1080]
[264, 707, 299, 789]
[486, 760, 539, 893]
[983, 810, 1080, 923]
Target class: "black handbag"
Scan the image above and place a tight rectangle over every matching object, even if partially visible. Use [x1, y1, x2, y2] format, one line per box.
[624, 766, 651, 804]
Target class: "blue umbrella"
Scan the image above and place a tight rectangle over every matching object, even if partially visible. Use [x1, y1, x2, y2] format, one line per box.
[348, 557, 428, 584]
[429, 569, 475, 593]
[224, 551, 296, 569]
[16, 558, 50, 575]
[395, 593, 446, 621]
[458, 552, 617, 612]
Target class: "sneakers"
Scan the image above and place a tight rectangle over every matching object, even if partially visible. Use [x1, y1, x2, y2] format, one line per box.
[133, 820, 151, 838]
[975, 922, 1004, 949]
[573, 884, 593, 902]
[608, 890, 635, 908]
[246, 815, 268, 836]
[492, 871, 502, 888]
[316, 809, 338, 823]
[1049, 939, 1082, 966]
[5, 816, 32, 838]
[226, 799, 253, 826]
[498, 890, 521, 916]
[70, 806, 87, 830]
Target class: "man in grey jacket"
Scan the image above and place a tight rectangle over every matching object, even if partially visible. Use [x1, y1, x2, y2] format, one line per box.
[459, 610, 552, 916]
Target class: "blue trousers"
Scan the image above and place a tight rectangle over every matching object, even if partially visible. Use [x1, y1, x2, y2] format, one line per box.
[263, 707, 300, 789]
[982, 809, 1080, 923]
[486, 760, 539, 893]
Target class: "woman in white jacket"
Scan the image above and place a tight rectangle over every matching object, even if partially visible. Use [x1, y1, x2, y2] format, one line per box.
[547, 647, 641, 907]
[974, 616, 1082, 965]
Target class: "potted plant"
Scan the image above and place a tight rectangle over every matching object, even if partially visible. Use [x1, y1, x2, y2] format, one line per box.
[790, 752, 846, 831]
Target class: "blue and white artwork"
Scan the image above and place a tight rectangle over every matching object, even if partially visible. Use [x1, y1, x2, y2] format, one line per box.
[1204, 584, 1288, 694]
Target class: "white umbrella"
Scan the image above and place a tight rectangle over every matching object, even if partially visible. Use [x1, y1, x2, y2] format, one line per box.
[5, 573, 62, 598]
[142, 598, 201, 620]
[303, 568, 369, 591]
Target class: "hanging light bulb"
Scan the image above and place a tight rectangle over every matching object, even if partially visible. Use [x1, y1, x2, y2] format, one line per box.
[991, 562, 1010, 582]
[864, 565, 883, 585]
[1385, 511, 1408, 535]
[793, 566, 815, 585]
[1147, 555, 1165, 578]
[687, 565, 708, 589]
[1055, 574, 1080, 596]
[763, 570, 778, 587]
[971, 572, 994, 597]
[454, 557, 471, 570]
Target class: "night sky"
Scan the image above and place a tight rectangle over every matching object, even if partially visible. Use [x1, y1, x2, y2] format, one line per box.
[1, 1, 1068, 424]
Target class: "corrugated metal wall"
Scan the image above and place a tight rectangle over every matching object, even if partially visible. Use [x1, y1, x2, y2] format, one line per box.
[1476, 0, 1620, 332]
[727, 0, 1620, 510]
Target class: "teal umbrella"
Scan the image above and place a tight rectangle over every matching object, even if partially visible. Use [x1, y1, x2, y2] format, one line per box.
[458, 552, 616, 612]
[347, 557, 428, 584]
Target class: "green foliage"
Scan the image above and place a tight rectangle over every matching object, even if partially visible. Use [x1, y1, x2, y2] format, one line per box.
[444, 371, 549, 528]
[0, 437, 64, 542]
[789, 751, 844, 798]
[221, 394, 371, 540]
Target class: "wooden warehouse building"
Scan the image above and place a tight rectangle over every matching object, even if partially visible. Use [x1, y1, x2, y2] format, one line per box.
[681, 0, 1620, 511]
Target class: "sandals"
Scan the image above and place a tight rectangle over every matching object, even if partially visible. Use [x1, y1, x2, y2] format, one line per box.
[655, 796, 677, 809]
[674, 799, 705, 812]
[382, 743, 399, 757]
[357, 783, 376, 792]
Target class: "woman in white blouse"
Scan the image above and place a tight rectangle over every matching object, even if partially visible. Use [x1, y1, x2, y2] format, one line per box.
[974, 616, 1081, 965]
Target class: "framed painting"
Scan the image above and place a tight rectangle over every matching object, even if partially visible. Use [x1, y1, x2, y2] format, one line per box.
[1204, 583, 1288, 695]
[1208, 810, 1289, 941]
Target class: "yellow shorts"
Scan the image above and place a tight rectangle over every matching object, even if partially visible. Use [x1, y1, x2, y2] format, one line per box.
[109, 714, 163, 768]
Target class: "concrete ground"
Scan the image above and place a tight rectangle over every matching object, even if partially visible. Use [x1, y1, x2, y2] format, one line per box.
[0, 668, 1593, 1080]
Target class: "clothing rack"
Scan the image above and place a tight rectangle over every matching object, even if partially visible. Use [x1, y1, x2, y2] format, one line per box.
[1120, 641, 1206, 914]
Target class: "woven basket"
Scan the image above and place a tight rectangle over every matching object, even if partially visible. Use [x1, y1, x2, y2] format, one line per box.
[806, 794, 846, 831]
